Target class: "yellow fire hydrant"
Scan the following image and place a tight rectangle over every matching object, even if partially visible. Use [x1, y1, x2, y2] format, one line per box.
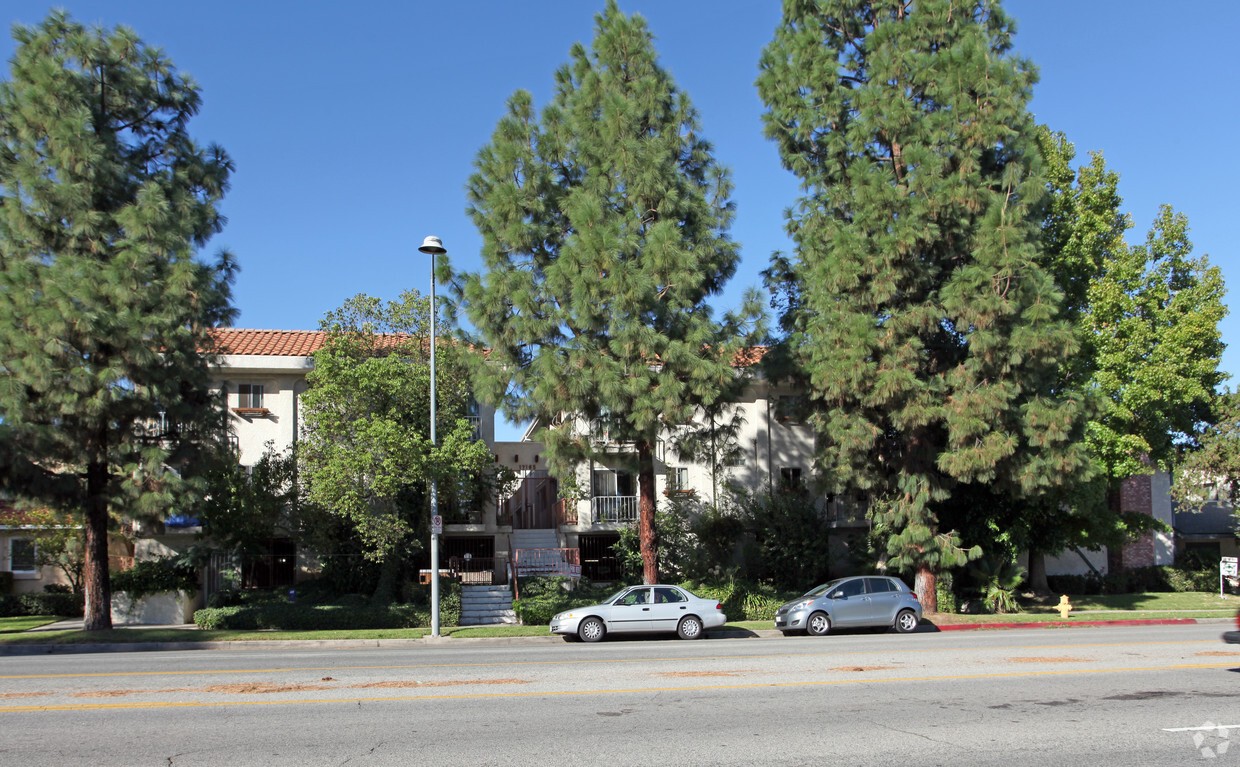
[1056, 595, 1073, 619]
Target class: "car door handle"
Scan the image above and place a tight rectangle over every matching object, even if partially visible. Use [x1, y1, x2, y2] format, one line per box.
[642, 607, 650, 611]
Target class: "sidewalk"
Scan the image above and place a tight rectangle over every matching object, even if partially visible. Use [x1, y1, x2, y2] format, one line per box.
[1, 615, 1230, 656]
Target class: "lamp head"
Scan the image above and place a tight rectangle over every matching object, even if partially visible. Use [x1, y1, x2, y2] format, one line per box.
[418, 235, 447, 255]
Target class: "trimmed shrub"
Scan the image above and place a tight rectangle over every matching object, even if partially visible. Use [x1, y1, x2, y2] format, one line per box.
[1046, 573, 1102, 595]
[192, 581, 461, 631]
[0, 592, 83, 617]
[111, 558, 198, 603]
[193, 602, 427, 631]
[512, 576, 612, 625]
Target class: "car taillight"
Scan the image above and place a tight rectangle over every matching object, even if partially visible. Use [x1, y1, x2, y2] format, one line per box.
[716, 603, 723, 611]
[1235, 610, 1240, 630]
[909, 592, 919, 600]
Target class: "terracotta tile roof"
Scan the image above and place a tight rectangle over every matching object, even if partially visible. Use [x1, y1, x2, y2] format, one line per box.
[207, 328, 771, 366]
[733, 346, 770, 366]
[207, 329, 328, 356]
[0, 502, 49, 527]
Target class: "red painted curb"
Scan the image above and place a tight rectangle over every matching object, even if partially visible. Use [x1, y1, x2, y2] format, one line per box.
[934, 618, 1199, 631]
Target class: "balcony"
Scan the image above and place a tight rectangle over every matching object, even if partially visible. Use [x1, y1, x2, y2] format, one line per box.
[591, 495, 638, 524]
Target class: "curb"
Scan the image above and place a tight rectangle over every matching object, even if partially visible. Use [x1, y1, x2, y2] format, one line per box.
[1, 617, 1226, 655]
[932, 617, 1201, 631]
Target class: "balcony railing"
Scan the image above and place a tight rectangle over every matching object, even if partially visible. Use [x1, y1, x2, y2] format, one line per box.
[591, 495, 638, 524]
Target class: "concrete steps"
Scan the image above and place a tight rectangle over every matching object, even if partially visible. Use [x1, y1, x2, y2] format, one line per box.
[459, 584, 517, 626]
[511, 529, 559, 550]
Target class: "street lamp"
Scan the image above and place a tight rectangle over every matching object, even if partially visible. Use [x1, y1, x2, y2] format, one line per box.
[418, 235, 447, 637]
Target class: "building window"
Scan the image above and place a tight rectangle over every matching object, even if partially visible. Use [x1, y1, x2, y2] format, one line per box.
[465, 396, 482, 441]
[592, 469, 635, 498]
[238, 383, 264, 410]
[666, 467, 691, 494]
[776, 395, 808, 424]
[779, 467, 803, 492]
[9, 538, 36, 572]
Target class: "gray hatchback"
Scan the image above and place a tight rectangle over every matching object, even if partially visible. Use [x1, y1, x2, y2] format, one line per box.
[775, 575, 921, 636]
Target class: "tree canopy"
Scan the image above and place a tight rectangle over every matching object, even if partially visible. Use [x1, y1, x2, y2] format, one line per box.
[297, 293, 495, 599]
[0, 12, 236, 629]
[454, 1, 762, 583]
[757, 0, 1091, 607]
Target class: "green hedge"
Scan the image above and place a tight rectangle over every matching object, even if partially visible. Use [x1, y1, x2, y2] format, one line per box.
[0, 592, 83, 617]
[193, 602, 431, 631]
[512, 577, 613, 625]
[1047, 565, 1221, 596]
[192, 580, 462, 631]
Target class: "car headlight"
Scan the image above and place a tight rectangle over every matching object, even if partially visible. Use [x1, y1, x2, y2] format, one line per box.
[794, 599, 815, 610]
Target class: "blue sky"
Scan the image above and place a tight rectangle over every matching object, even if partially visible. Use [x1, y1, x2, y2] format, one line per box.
[4, 1, 1236, 439]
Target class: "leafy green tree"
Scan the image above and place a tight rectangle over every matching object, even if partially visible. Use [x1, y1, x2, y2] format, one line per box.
[23, 506, 87, 595]
[196, 442, 298, 561]
[1085, 206, 1227, 480]
[1021, 131, 1226, 584]
[297, 293, 495, 602]
[1171, 389, 1240, 512]
[0, 13, 236, 629]
[757, 0, 1091, 609]
[454, 1, 762, 584]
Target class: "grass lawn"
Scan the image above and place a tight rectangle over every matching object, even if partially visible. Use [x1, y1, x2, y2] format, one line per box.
[0, 615, 61, 633]
[1, 592, 1234, 645]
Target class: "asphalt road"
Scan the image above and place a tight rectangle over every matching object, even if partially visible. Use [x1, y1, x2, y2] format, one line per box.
[1, 623, 1237, 766]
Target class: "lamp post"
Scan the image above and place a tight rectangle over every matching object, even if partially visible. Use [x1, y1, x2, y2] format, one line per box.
[418, 235, 447, 637]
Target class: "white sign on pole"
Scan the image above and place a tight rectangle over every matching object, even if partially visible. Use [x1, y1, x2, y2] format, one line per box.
[1222, 557, 1238, 577]
[431, 515, 443, 536]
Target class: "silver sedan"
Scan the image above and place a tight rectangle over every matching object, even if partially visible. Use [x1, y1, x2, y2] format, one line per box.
[550, 584, 727, 642]
[775, 575, 922, 636]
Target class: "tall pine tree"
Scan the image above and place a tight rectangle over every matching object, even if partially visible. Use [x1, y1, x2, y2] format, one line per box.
[455, 1, 761, 584]
[0, 13, 236, 629]
[757, 0, 1089, 607]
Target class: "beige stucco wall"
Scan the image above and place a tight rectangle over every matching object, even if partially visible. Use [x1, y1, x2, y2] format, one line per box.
[1, 530, 73, 595]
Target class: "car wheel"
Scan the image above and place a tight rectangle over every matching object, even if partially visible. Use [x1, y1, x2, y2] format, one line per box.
[806, 611, 831, 636]
[894, 609, 918, 633]
[578, 617, 606, 643]
[677, 615, 704, 640]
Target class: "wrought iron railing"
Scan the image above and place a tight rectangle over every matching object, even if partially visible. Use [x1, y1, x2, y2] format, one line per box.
[555, 498, 578, 526]
[591, 495, 638, 523]
[448, 555, 498, 585]
[513, 548, 581, 577]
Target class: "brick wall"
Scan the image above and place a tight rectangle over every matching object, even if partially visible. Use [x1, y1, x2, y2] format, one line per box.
[1119, 473, 1156, 569]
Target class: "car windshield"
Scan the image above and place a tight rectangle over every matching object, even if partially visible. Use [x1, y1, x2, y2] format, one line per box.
[803, 579, 845, 597]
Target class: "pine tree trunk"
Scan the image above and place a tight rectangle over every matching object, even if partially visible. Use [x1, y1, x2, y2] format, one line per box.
[1027, 551, 1051, 595]
[637, 441, 658, 585]
[915, 566, 937, 614]
[82, 454, 112, 631]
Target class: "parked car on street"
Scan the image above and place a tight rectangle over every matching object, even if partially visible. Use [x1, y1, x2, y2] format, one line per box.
[550, 584, 727, 642]
[775, 575, 921, 636]
[1224, 608, 1240, 645]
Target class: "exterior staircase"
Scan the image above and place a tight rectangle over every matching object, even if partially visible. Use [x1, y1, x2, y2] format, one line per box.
[511, 529, 559, 550]
[460, 584, 517, 626]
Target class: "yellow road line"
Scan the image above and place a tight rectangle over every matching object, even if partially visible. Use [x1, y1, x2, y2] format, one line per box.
[1, 639, 1219, 680]
[1, 662, 1232, 714]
